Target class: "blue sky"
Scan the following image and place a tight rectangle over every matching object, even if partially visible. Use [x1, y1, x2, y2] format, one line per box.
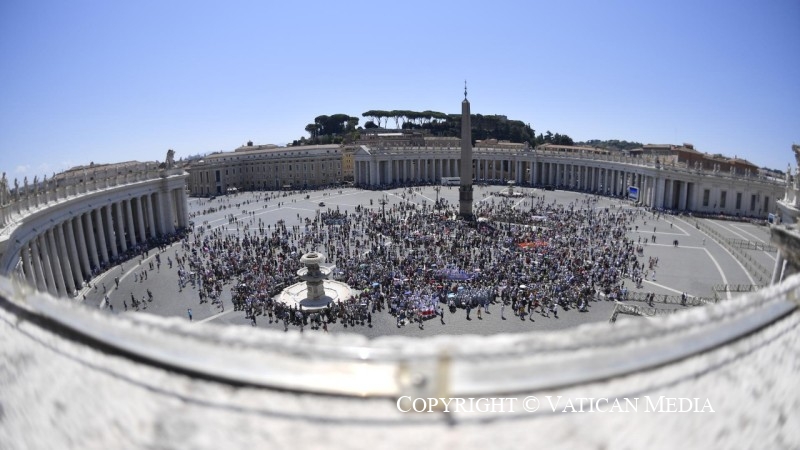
[1, 0, 798, 181]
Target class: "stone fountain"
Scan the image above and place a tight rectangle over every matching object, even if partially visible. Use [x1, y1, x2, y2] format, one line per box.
[277, 252, 352, 311]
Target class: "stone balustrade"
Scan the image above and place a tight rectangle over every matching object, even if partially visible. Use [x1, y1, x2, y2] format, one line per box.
[0, 163, 171, 230]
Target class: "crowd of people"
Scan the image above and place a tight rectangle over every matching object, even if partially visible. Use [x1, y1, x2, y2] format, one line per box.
[130, 186, 657, 332]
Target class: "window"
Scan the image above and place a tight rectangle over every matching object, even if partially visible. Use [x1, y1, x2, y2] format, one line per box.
[736, 193, 742, 210]
[720, 191, 727, 208]
[751, 195, 756, 211]
[702, 189, 710, 207]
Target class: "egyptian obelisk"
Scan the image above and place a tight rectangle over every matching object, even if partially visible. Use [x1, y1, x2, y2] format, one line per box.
[459, 82, 474, 220]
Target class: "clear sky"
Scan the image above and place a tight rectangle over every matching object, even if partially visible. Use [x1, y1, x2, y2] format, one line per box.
[1, 0, 798, 181]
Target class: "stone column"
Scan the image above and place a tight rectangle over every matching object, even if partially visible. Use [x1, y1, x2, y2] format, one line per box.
[95, 208, 110, 263]
[664, 179, 673, 209]
[83, 212, 100, 268]
[64, 219, 83, 287]
[73, 215, 92, 278]
[146, 194, 157, 238]
[603, 168, 608, 191]
[115, 202, 127, 252]
[30, 238, 47, 292]
[652, 176, 659, 208]
[581, 165, 587, 190]
[135, 197, 147, 243]
[609, 170, 614, 194]
[105, 205, 118, 258]
[527, 160, 533, 185]
[159, 191, 176, 235]
[178, 190, 189, 229]
[55, 223, 76, 295]
[126, 199, 137, 246]
[20, 243, 35, 287]
[641, 176, 648, 206]
[678, 181, 687, 210]
[608, 169, 614, 194]
[593, 167, 599, 191]
[46, 228, 67, 297]
[174, 190, 184, 228]
[572, 164, 577, 188]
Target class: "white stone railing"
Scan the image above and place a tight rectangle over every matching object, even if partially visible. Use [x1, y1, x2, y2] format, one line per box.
[783, 187, 798, 208]
[0, 162, 166, 231]
[0, 267, 796, 398]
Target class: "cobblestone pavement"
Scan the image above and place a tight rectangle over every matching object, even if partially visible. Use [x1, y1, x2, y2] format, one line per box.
[80, 185, 767, 337]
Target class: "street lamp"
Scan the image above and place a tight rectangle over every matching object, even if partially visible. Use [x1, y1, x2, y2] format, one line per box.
[379, 194, 389, 218]
[433, 185, 441, 211]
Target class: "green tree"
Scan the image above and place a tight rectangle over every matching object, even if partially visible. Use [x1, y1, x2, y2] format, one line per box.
[305, 123, 320, 140]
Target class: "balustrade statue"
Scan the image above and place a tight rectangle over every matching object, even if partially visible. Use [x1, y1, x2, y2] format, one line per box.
[0, 172, 7, 206]
[794, 167, 800, 191]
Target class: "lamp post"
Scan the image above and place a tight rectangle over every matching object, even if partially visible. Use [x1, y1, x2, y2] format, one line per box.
[434, 185, 441, 211]
[379, 194, 388, 218]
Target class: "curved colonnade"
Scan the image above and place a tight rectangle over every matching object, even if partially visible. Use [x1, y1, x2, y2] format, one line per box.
[354, 145, 784, 216]
[0, 165, 189, 298]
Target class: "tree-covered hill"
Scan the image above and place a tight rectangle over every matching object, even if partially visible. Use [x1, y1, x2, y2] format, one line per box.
[290, 109, 574, 147]
[574, 139, 643, 152]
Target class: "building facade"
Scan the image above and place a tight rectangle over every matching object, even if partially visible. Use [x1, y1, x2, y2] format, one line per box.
[631, 143, 760, 176]
[353, 141, 783, 217]
[0, 161, 189, 297]
[186, 144, 342, 196]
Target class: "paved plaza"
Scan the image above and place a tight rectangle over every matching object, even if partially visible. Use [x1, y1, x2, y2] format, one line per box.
[79, 185, 776, 338]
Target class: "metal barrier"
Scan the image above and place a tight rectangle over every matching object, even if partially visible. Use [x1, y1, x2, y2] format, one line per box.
[712, 284, 764, 293]
[608, 301, 682, 322]
[623, 291, 714, 306]
[696, 221, 772, 284]
[725, 238, 777, 252]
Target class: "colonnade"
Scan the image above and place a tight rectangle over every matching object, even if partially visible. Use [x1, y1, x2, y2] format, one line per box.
[8, 186, 188, 298]
[355, 156, 688, 209]
[355, 150, 782, 215]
